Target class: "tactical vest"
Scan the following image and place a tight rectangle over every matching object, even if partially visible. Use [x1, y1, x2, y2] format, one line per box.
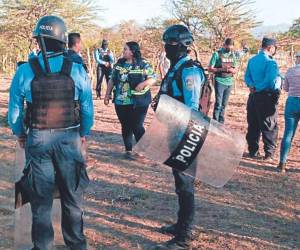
[159, 59, 212, 114]
[215, 50, 235, 78]
[26, 57, 80, 129]
[99, 49, 111, 62]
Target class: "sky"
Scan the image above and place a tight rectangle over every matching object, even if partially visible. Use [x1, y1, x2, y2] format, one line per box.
[98, 0, 300, 27]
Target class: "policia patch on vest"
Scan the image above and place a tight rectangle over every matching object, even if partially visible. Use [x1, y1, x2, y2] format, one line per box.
[164, 111, 209, 172]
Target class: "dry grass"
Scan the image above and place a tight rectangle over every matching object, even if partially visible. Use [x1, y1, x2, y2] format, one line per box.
[0, 78, 299, 250]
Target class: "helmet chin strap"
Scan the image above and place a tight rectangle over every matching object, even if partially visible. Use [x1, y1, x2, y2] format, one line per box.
[38, 36, 65, 74]
[38, 36, 51, 74]
[47, 51, 65, 58]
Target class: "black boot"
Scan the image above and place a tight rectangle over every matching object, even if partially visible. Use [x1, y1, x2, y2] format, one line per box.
[154, 230, 192, 250]
[248, 151, 261, 159]
[153, 236, 191, 250]
[263, 153, 274, 161]
[158, 224, 178, 236]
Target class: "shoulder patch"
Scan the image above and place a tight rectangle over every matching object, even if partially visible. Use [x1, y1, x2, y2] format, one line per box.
[185, 76, 195, 90]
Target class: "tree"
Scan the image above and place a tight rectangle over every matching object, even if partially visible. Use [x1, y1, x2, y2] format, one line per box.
[286, 17, 300, 38]
[166, 0, 261, 50]
[0, 0, 102, 73]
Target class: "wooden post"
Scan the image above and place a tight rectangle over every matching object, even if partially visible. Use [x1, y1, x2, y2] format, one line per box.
[91, 48, 96, 90]
[291, 44, 294, 67]
[86, 47, 93, 83]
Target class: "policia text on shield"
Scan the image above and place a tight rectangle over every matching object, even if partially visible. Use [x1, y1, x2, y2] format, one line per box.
[7, 15, 248, 250]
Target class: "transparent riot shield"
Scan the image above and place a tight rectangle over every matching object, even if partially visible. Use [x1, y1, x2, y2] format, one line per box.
[14, 144, 63, 250]
[135, 94, 245, 188]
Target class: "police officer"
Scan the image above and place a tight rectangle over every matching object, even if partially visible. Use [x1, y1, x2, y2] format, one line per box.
[66, 32, 88, 72]
[94, 39, 114, 99]
[8, 16, 93, 249]
[208, 38, 238, 124]
[155, 25, 205, 250]
[244, 37, 280, 160]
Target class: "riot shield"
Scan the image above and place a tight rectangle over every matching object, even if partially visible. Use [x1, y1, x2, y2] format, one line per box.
[135, 94, 245, 188]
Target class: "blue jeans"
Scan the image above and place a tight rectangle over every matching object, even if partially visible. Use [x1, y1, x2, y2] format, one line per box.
[280, 96, 300, 163]
[213, 80, 232, 123]
[25, 128, 89, 250]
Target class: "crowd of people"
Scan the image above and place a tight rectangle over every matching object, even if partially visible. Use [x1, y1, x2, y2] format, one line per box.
[7, 14, 299, 250]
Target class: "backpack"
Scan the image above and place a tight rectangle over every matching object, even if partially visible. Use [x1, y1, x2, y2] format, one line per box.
[173, 59, 212, 115]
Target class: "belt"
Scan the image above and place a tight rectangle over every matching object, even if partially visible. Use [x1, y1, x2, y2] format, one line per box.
[30, 125, 80, 133]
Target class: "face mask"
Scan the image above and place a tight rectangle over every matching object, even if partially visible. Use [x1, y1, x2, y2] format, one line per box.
[224, 48, 231, 53]
[102, 44, 108, 50]
[165, 43, 180, 62]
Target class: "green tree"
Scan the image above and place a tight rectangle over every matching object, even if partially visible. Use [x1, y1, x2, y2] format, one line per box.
[286, 17, 300, 38]
[166, 0, 261, 50]
[0, 0, 102, 73]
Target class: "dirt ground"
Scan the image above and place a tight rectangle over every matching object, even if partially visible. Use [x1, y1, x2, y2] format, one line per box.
[0, 75, 299, 250]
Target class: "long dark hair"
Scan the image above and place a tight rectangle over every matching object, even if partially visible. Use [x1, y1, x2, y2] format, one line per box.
[118, 41, 143, 65]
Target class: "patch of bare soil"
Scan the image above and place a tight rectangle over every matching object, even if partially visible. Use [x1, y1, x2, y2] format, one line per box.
[0, 76, 299, 249]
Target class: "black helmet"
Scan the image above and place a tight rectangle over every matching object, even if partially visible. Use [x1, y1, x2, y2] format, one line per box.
[33, 15, 67, 44]
[162, 24, 194, 46]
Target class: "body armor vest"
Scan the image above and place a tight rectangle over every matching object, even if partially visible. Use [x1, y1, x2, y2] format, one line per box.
[215, 50, 234, 78]
[99, 48, 111, 62]
[158, 59, 212, 114]
[26, 57, 80, 129]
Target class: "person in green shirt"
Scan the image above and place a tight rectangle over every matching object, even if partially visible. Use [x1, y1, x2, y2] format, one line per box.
[208, 38, 238, 123]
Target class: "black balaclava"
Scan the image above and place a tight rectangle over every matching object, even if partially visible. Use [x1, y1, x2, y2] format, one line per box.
[165, 43, 188, 67]
[43, 38, 65, 52]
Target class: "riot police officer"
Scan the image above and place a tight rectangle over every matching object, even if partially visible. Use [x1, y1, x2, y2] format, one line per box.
[8, 16, 93, 250]
[155, 25, 205, 250]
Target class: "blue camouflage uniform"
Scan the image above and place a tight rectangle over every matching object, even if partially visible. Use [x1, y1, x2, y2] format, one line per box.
[161, 55, 205, 236]
[161, 56, 204, 110]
